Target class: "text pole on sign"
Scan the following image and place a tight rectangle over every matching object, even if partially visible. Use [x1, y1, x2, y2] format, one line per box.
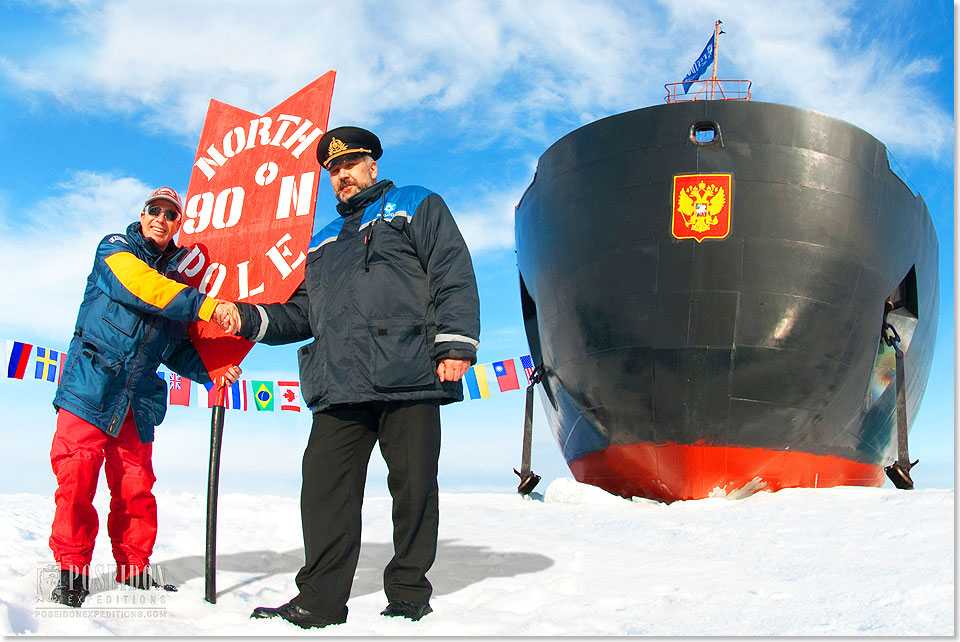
[177, 71, 336, 604]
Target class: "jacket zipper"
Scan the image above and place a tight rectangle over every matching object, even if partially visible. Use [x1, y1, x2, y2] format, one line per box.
[108, 318, 158, 435]
[363, 192, 388, 272]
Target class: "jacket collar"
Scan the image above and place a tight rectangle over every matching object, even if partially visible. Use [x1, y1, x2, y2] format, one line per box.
[125, 221, 182, 265]
[336, 179, 395, 217]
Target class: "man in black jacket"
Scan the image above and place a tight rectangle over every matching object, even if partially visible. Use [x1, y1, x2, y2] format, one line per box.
[224, 127, 480, 629]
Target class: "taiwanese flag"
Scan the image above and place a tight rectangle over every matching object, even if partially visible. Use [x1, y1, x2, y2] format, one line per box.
[5, 340, 33, 379]
[493, 359, 520, 392]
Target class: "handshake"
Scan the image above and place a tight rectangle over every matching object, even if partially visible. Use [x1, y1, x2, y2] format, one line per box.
[212, 301, 241, 335]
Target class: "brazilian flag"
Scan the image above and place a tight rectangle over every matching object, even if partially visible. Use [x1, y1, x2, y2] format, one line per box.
[253, 380, 275, 411]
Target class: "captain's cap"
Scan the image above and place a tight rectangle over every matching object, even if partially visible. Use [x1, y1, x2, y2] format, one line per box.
[143, 186, 183, 214]
[317, 126, 382, 169]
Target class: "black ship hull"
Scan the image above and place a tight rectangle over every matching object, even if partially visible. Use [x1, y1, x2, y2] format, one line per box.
[515, 101, 938, 502]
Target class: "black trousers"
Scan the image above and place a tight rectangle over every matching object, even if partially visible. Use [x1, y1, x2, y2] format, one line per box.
[291, 400, 441, 622]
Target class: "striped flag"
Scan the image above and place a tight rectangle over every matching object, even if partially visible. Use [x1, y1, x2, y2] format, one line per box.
[57, 352, 66, 385]
[34, 346, 60, 382]
[493, 359, 520, 392]
[6, 340, 33, 379]
[252, 380, 275, 411]
[278, 381, 301, 411]
[464, 364, 491, 399]
[201, 381, 246, 409]
[520, 354, 535, 384]
[464, 366, 480, 400]
[226, 380, 248, 411]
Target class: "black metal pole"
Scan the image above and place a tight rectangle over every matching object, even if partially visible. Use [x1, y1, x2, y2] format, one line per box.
[882, 322, 917, 490]
[885, 339, 917, 489]
[204, 388, 226, 604]
[515, 366, 542, 495]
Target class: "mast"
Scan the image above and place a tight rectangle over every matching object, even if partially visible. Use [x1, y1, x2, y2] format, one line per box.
[664, 19, 748, 103]
[710, 20, 722, 99]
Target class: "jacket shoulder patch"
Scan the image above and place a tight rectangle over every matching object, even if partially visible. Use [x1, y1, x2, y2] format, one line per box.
[382, 185, 434, 222]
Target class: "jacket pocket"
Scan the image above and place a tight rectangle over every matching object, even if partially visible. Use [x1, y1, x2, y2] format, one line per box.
[61, 340, 124, 411]
[297, 339, 327, 407]
[368, 317, 435, 391]
[135, 373, 168, 427]
[103, 300, 141, 337]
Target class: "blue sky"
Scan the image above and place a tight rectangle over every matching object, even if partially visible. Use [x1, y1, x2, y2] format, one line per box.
[0, 0, 954, 497]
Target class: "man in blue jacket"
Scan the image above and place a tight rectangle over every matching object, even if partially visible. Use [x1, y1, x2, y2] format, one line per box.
[225, 127, 480, 628]
[49, 186, 241, 607]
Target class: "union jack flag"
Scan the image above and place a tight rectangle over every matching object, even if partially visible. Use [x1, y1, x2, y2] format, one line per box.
[169, 374, 183, 390]
[520, 354, 535, 384]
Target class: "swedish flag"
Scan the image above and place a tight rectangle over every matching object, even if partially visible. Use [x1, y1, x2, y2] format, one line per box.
[34, 347, 60, 383]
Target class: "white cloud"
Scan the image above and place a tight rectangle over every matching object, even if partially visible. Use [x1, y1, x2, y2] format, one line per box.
[452, 183, 526, 254]
[0, 172, 151, 341]
[3, 0, 948, 161]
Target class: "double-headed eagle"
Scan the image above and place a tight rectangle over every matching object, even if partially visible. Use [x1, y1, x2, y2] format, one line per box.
[677, 181, 726, 233]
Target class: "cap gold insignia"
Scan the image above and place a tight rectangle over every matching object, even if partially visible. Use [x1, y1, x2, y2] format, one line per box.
[327, 137, 348, 158]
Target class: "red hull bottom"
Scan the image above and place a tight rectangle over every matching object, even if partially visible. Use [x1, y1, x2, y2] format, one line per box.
[569, 442, 885, 503]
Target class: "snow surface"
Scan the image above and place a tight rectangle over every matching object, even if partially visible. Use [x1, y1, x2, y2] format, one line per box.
[0, 479, 953, 636]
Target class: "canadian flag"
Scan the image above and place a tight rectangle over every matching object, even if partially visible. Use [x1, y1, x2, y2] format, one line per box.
[277, 381, 301, 412]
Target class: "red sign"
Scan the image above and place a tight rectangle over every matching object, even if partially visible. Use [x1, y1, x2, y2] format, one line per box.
[177, 72, 336, 380]
[671, 173, 732, 242]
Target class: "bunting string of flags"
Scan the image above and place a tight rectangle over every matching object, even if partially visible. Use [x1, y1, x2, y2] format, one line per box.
[3, 338, 534, 412]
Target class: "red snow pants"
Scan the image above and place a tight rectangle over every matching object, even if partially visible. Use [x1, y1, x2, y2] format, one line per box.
[49, 408, 157, 581]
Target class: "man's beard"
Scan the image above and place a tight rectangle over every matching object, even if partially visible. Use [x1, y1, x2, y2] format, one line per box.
[335, 177, 374, 203]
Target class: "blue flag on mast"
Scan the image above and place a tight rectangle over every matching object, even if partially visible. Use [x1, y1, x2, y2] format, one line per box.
[682, 34, 716, 94]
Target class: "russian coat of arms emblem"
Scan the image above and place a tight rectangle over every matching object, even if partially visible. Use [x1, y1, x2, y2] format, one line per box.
[671, 173, 733, 242]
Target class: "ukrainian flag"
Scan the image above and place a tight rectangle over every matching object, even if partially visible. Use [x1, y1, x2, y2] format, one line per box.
[464, 364, 490, 400]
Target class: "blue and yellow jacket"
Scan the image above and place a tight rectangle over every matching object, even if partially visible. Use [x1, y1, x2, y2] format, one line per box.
[53, 221, 216, 443]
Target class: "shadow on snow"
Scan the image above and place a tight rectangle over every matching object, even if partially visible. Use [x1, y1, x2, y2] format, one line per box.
[156, 539, 554, 600]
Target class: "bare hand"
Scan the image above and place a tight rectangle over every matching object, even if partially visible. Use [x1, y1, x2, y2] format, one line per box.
[217, 365, 242, 386]
[213, 300, 241, 335]
[437, 358, 471, 382]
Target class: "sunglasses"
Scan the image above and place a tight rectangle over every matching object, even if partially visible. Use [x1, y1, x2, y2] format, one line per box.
[145, 205, 181, 222]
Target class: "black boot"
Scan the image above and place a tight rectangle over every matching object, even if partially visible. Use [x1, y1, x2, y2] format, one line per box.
[51, 570, 90, 608]
[380, 600, 433, 621]
[251, 601, 343, 629]
[120, 571, 178, 592]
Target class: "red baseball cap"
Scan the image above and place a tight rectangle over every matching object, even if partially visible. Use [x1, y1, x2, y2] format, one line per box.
[144, 186, 183, 214]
